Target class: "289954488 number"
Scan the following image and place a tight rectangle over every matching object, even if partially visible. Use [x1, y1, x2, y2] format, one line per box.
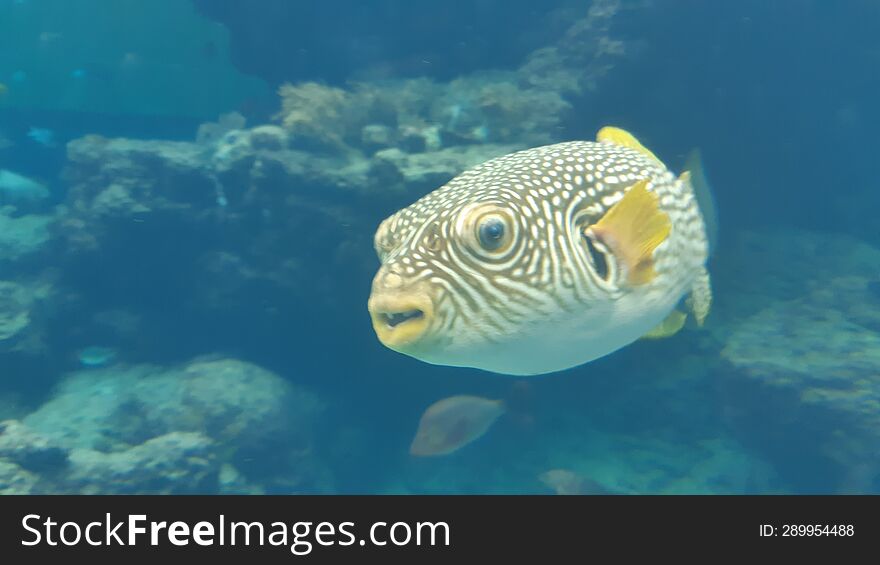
[782, 525, 854, 536]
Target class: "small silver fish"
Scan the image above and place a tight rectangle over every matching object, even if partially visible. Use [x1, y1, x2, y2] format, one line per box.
[368, 127, 713, 375]
[77, 346, 117, 367]
[27, 127, 56, 147]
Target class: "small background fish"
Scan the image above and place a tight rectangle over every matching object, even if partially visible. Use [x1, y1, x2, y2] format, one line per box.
[27, 127, 56, 147]
[76, 346, 117, 368]
[410, 395, 505, 456]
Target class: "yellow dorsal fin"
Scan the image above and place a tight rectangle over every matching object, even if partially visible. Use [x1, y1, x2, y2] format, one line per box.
[585, 179, 671, 286]
[596, 126, 663, 165]
[641, 309, 687, 339]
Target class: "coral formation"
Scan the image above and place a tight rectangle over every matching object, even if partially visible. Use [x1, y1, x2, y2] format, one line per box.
[0, 282, 31, 342]
[0, 419, 68, 473]
[0, 357, 328, 494]
[0, 211, 52, 262]
[0, 459, 38, 495]
[65, 432, 218, 494]
[519, 0, 637, 95]
[274, 74, 570, 154]
[718, 230, 880, 492]
[0, 420, 217, 494]
[0, 279, 51, 353]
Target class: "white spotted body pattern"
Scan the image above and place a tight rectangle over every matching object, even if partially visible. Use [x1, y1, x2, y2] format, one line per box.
[367, 127, 712, 376]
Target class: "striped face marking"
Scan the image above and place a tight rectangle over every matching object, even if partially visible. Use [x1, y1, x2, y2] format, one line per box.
[367, 133, 710, 375]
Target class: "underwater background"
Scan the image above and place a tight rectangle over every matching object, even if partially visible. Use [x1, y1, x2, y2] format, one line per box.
[1, 0, 879, 494]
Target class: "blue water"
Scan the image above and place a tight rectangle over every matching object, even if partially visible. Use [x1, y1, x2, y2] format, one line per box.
[1, 0, 878, 494]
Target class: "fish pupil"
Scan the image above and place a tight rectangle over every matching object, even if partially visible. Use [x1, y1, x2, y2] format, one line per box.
[479, 218, 505, 250]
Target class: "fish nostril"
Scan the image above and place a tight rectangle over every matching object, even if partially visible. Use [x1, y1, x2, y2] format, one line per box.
[382, 272, 403, 289]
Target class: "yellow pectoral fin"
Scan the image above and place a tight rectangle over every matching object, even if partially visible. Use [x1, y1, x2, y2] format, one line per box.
[596, 126, 663, 165]
[641, 309, 687, 339]
[586, 179, 671, 286]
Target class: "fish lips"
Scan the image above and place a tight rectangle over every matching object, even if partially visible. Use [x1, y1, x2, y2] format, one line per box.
[367, 292, 434, 351]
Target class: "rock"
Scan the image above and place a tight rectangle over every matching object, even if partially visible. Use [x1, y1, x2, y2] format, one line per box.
[0, 281, 31, 342]
[91, 183, 152, 218]
[0, 211, 52, 262]
[249, 125, 288, 151]
[398, 127, 427, 153]
[177, 357, 323, 448]
[211, 129, 254, 168]
[0, 420, 69, 473]
[519, 0, 634, 96]
[23, 357, 327, 491]
[0, 460, 37, 494]
[196, 112, 247, 145]
[718, 230, 880, 492]
[275, 82, 352, 152]
[431, 73, 570, 145]
[361, 124, 393, 151]
[64, 432, 217, 494]
[218, 463, 264, 494]
[0, 280, 51, 351]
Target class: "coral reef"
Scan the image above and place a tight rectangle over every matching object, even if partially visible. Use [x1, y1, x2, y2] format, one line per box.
[0, 357, 330, 494]
[65, 432, 217, 494]
[0, 419, 68, 473]
[0, 281, 31, 342]
[717, 230, 880, 492]
[274, 74, 570, 154]
[519, 0, 638, 96]
[0, 459, 38, 495]
[0, 420, 217, 494]
[0, 209, 53, 262]
[0, 279, 52, 354]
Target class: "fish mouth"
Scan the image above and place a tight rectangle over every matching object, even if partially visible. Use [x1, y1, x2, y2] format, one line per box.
[368, 294, 434, 350]
[381, 309, 424, 327]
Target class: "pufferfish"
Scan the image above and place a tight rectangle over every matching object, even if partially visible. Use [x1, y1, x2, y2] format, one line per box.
[367, 127, 714, 376]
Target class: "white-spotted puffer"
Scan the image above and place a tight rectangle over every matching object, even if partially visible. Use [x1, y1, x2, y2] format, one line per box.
[367, 127, 713, 376]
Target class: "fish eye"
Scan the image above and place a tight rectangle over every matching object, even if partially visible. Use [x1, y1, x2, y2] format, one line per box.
[461, 204, 517, 257]
[478, 217, 506, 250]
